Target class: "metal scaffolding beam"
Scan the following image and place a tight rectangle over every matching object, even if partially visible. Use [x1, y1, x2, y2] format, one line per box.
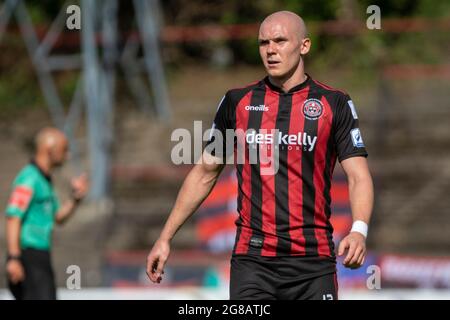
[0, 0, 172, 200]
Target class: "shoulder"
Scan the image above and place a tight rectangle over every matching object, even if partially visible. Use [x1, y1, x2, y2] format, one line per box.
[225, 79, 264, 104]
[13, 164, 38, 187]
[309, 78, 352, 113]
[310, 78, 348, 96]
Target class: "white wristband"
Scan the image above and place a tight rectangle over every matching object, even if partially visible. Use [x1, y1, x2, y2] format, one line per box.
[351, 220, 368, 238]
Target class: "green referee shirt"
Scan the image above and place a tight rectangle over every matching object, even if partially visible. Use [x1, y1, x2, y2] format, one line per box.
[5, 162, 60, 251]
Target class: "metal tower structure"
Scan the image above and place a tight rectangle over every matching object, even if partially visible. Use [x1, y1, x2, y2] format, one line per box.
[0, 0, 171, 200]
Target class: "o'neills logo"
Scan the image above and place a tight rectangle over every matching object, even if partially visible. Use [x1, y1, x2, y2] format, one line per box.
[245, 105, 269, 112]
[246, 130, 317, 151]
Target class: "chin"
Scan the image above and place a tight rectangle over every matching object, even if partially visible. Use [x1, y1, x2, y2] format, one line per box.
[268, 71, 287, 80]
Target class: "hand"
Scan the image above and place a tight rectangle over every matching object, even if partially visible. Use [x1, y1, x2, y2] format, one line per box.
[338, 232, 367, 269]
[71, 173, 89, 201]
[146, 238, 170, 284]
[7, 259, 25, 284]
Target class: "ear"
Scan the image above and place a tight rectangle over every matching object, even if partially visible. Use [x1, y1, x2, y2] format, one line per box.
[300, 38, 311, 55]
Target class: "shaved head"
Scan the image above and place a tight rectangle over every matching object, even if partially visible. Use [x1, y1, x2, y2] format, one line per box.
[260, 11, 308, 41]
[258, 11, 311, 88]
[35, 127, 69, 167]
[35, 127, 67, 150]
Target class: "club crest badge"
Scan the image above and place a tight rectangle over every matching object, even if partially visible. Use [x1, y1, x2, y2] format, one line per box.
[303, 98, 323, 120]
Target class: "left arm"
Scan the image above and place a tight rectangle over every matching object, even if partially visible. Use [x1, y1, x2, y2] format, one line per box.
[338, 156, 374, 269]
[55, 174, 89, 225]
[55, 199, 81, 224]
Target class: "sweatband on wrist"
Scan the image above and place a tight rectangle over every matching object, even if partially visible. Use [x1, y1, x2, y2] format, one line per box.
[351, 220, 368, 238]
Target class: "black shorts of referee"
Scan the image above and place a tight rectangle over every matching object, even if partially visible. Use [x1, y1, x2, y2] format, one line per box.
[230, 254, 338, 300]
[7, 248, 57, 300]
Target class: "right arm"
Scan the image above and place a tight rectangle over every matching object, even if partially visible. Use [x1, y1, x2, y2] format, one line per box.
[146, 151, 225, 283]
[6, 217, 25, 284]
[5, 183, 34, 284]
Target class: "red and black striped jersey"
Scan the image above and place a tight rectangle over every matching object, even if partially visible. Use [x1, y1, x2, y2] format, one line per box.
[205, 74, 368, 258]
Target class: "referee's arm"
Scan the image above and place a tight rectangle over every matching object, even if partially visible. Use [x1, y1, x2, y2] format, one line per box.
[55, 173, 89, 225]
[146, 151, 225, 283]
[6, 217, 25, 283]
[338, 156, 374, 269]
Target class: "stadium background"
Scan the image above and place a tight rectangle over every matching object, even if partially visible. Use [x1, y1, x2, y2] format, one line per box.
[0, 0, 449, 299]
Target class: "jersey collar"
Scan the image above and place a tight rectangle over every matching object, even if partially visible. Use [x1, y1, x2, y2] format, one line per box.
[264, 73, 312, 94]
[30, 160, 52, 183]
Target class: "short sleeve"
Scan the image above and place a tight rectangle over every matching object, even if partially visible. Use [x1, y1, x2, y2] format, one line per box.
[334, 94, 368, 162]
[204, 92, 234, 159]
[5, 176, 35, 220]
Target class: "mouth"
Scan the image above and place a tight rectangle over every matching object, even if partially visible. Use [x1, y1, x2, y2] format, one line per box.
[267, 60, 280, 68]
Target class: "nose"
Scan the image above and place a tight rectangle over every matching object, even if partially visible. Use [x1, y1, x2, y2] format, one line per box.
[267, 41, 276, 55]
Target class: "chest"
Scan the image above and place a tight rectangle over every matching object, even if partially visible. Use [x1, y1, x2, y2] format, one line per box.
[237, 93, 333, 134]
[31, 180, 58, 215]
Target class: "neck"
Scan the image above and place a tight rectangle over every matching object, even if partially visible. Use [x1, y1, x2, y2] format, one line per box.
[269, 60, 307, 92]
[34, 153, 52, 175]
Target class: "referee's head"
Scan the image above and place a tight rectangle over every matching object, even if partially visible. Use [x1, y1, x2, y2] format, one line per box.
[258, 11, 311, 81]
[35, 127, 69, 168]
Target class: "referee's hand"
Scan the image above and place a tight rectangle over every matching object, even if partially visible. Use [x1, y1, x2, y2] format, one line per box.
[71, 173, 89, 201]
[6, 260, 25, 284]
[338, 232, 366, 269]
[146, 238, 170, 283]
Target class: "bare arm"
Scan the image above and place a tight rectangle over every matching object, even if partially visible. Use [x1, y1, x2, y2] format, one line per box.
[55, 174, 89, 225]
[6, 217, 22, 257]
[338, 156, 374, 268]
[55, 199, 80, 224]
[147, 151, 225, 283]
[6, 217, 25, 283]
[159, 153, 225, 241]
[342, 156, 373, 225]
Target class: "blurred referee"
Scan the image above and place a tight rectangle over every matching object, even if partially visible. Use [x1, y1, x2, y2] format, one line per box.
[5, 127, 88, 300]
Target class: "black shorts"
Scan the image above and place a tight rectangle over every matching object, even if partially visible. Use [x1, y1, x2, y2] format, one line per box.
[7, 248, 56, 300]
[230, 254, 338, 300]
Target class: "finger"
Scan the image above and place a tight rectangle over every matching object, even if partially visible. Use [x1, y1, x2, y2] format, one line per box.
[357, 250, 366, 266]
[8, 272, 15, 283]
[76, 173, 88, 181]
[338, 239, 349, 256]
[155, 258, 166, 281]
[11, 272, 22, 284]
[355, 257, 363, 268]
[73, 174, 88, 187]
[349, 249, 366, 269]
[146, 256, 158, 282]
[344, 242, 357, 265]
[7, 270, 16, 282]
[348, 246, 363, 266]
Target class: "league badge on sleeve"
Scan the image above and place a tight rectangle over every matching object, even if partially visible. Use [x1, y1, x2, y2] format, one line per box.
[350, 128, 365, 148]
[8, 185, 33, 211]
[347, 100, 358, 119]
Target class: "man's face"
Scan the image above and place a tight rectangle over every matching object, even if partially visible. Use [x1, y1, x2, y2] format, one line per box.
[50, 138, 69, 167]
[258, 21, 309, 80]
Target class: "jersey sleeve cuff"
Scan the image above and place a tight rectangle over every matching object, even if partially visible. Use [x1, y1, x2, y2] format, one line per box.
[338, 152, 368, 163]
[5, 207, 25, 220]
